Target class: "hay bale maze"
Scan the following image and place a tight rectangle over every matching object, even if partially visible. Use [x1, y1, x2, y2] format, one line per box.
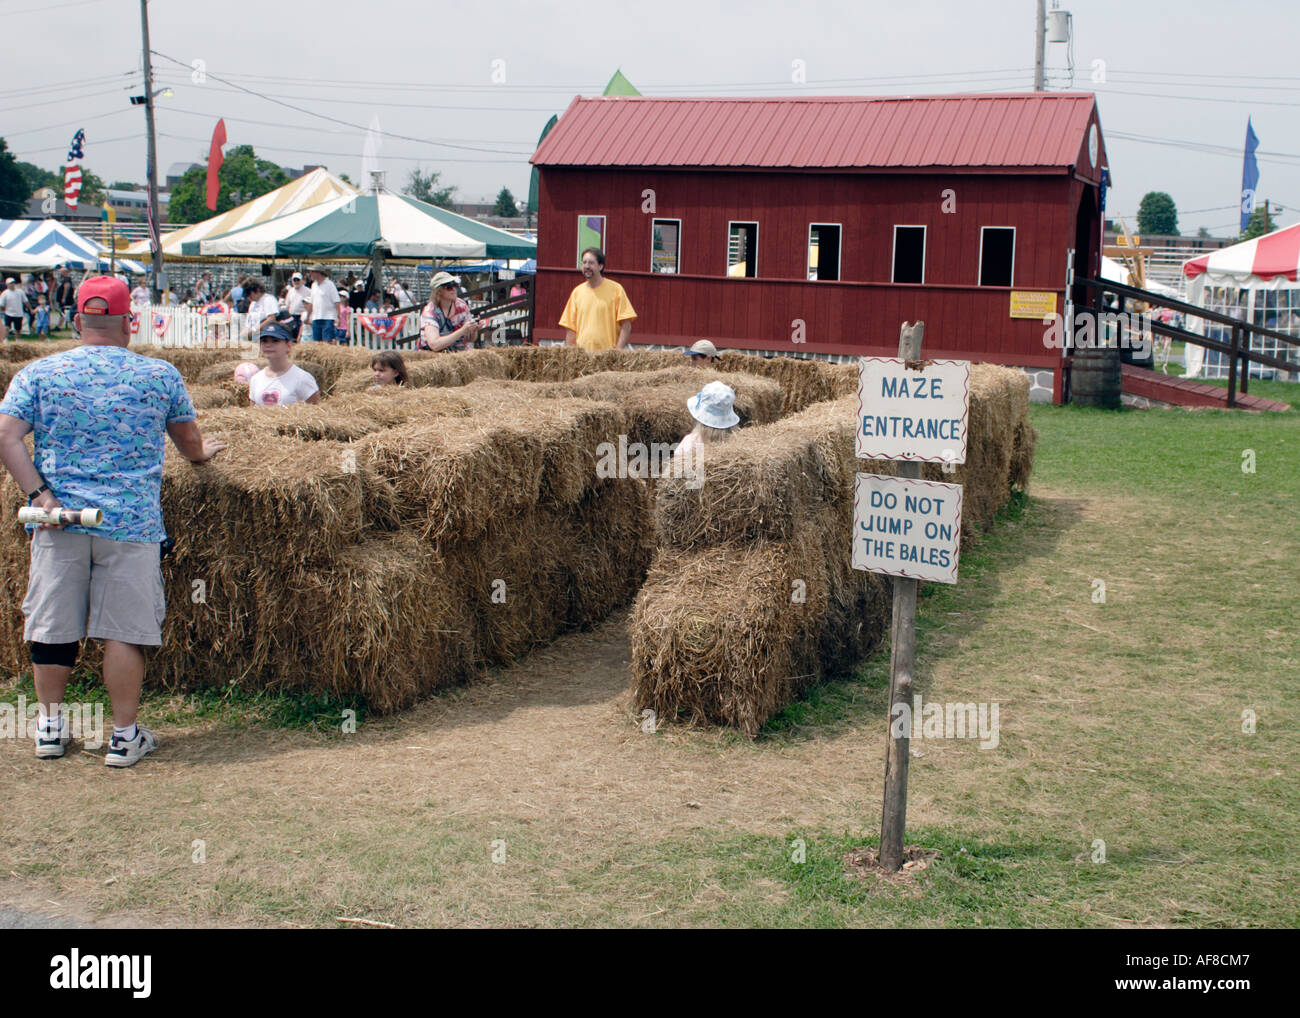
[0, 343, 1035, 728]
[631, 363, 1037, 736]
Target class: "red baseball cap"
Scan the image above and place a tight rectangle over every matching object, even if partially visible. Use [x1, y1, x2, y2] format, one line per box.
[77, 276, 131, 316]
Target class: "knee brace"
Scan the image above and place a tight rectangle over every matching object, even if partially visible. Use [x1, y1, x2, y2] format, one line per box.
[30, 641, 79, 667]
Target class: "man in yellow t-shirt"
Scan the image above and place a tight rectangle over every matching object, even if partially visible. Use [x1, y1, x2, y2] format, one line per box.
[559, 247, 636, 351]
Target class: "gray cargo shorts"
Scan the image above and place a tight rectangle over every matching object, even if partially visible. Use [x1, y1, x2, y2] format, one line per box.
[22, 529, 165, 647]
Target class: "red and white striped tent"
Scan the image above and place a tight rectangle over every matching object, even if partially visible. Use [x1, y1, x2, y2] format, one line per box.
[1183, 222, 1300, 291]
[1181, 223, 1300, 379]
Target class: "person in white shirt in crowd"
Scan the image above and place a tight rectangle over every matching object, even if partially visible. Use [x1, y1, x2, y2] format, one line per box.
[239, 280, 281, 340]
[248, 319, 320, 407]
[389, 278, 413, 309]
[2, 277, 29, 337]
[129, 278, 150, 306]
[304, 264, 341, 344]
[284, 271, 311, 324]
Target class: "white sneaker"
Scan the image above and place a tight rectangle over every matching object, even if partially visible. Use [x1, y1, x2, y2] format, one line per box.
[104, 726, 159, 768]
[34, 716, 71, 759]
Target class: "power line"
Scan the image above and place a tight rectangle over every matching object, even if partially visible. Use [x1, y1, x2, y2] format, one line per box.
[149, 65, 1039, 95]
[159, 107, 533, 149]
[150, 49, 541, 155]
[2, 107, 136, 138]
[157, 132, 529, 165]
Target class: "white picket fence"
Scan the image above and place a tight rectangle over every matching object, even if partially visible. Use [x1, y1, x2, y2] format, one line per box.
[132, 304, 421, 351]
[134, 299, 527, 351]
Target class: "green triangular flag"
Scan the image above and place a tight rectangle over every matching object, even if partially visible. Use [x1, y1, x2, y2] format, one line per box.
[528, 114, 559, 217]
[603, 69, 640, 96]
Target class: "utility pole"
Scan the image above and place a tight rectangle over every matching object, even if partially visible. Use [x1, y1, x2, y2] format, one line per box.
[1033, 0, 1046, 91]
[1263, 199, 1272, 234]
[139, 0, 163, 302]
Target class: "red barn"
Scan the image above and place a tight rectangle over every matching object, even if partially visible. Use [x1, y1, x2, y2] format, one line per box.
[530, 93, 1109, 401]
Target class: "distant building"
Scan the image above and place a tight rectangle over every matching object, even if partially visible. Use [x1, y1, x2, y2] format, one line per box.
[1104, 230, 1231, 253]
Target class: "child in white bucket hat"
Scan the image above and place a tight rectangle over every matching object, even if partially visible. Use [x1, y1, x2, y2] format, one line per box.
[676, 380, 739, 460]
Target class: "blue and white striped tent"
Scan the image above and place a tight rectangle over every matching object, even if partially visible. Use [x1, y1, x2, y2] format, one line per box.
[0, 219, 147, 275]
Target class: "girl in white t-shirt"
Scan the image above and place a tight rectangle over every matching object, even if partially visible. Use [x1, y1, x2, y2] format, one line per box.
[249, 321, 321, 407]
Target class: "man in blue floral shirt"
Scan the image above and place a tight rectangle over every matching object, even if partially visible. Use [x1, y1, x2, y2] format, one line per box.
[0, 277, 226, 767]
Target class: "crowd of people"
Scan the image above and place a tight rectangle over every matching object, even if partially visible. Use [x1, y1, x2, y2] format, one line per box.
[0, 269, 81, 339]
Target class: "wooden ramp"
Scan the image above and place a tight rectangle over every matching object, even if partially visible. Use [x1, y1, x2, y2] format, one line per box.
[1122, 365, 1292, 412]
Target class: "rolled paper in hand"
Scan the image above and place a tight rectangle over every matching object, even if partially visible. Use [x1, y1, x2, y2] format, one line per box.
[17, 506, 103, 526]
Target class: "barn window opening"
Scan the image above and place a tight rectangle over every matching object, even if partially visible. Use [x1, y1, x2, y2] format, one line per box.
[652, 219, 681, 273]
[979, 227, 1016, 287]
[727, 222, 759, 278]
[892, 226, 926, 284]
[808, 224, 842, 281]
[577, 215, 606, 267]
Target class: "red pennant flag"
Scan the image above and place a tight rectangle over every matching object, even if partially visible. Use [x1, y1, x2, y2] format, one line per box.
[205, 118, 227, 211]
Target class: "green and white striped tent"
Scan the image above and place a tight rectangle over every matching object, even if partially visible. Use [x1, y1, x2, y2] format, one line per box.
[183, 190, 534, 260]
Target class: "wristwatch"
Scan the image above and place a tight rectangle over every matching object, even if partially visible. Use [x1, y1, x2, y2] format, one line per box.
[27, 482, 48, 502]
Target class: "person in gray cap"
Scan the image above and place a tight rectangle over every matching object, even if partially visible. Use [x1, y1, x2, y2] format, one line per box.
[684, 339, 721, 367]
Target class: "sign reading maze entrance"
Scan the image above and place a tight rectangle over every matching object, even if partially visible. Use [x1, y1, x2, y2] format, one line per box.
[856, 357, 970, 464]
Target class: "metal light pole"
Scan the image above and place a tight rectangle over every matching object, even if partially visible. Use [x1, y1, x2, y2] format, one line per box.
[1033, 0, 1046, 91]
[140, 0, 163, 301]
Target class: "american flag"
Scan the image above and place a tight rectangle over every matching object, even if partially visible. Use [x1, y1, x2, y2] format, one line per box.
[63, 128, 85, 209]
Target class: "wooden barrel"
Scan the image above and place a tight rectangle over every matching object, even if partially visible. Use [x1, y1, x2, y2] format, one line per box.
[1071, 348, 1122, 408]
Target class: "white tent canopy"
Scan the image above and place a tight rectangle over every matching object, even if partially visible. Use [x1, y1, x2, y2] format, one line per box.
[130, 167, 357, 260]
[0, 246, 62, 271]
[0, 219, 146, 274]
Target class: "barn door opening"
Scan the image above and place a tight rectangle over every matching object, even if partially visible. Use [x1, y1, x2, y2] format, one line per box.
[1072, 189, 1098, 309]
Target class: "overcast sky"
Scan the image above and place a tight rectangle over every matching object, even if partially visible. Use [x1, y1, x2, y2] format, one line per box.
[4, 0, 1298, 236]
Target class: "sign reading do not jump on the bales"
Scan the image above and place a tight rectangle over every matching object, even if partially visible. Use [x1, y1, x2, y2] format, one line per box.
[853, 474, 963, 584]
[856, 357, 971, 464]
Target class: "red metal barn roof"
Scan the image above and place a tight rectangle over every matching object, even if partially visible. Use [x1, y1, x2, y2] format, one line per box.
[531, 93, 1101, 171]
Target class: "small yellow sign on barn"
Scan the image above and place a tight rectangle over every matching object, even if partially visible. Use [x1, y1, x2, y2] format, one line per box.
[1009, 290, 1057, 319]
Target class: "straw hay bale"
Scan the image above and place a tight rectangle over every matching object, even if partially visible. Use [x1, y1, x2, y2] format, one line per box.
[187, 384, 241, 409]
[357, 397, 626, 541]
[559, 368, 783, 447]
[0, 469, 33, 679]
[827, 363, 859, 398]
[631, 528, 829, 737]
[503, 345, 595, 381]
[161, 436, 378, 569]
[132, 345, 258, 382]
[1009, 419, 1037, 491]
[916, 363, 1031, 538]
[446, 477, 653, 664]
[249, 532, 478, 710]
[195, 360, 258, 386]
[0, 340, 79, 363]
[0, 361, 17, 393]
[716, 352, 836, 415]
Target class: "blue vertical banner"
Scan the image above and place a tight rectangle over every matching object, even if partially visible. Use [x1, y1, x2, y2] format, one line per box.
[1240, 118, 1260, 231]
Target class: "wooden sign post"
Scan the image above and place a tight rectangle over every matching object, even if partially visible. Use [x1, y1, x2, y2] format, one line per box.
[852, 322, 971, 871]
